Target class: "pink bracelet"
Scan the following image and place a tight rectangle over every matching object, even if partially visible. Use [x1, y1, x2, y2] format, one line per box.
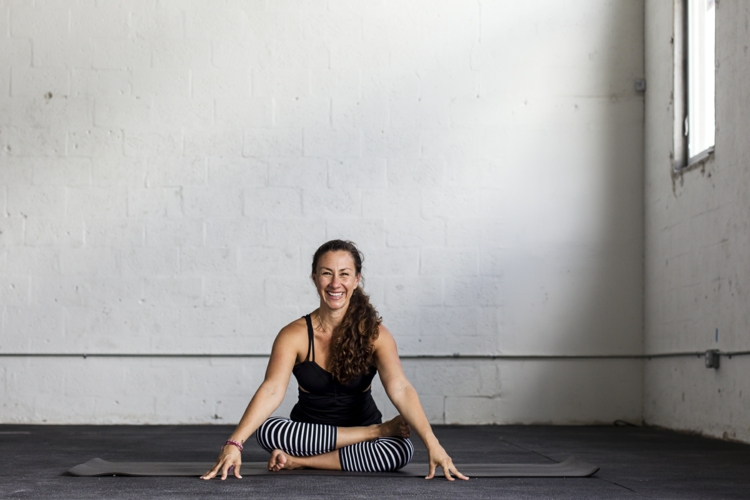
[224, 439, 243, 452]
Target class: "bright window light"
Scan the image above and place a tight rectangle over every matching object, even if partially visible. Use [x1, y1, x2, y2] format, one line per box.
[687, 0, 716, 159]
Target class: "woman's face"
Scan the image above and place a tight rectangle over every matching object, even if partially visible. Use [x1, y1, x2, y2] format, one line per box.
[312, 250, 360, 312]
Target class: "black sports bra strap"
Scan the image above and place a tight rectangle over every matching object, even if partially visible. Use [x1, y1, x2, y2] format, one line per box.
[303, 314, 315, 362]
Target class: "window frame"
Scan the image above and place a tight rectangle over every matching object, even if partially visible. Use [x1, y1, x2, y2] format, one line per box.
[673, 0, 716, 175]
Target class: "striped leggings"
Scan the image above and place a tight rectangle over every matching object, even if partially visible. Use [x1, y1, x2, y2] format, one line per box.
[256, 416, 414, 472]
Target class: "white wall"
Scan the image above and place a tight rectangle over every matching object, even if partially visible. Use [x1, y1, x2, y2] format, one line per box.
[1, 0, 644, 425]
[644, 0, 750, 442]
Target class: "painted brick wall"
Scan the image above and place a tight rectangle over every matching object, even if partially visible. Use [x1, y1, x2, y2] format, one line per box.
[644, 0, 750, 443]
[1, 0, 644, 424]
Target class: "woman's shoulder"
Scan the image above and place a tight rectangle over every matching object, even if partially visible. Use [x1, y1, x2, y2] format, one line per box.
[277, 315, 309, 338]
[272, 315, 310, 351]
[372, 324, 400, 368]
[373, 323, 396, 347]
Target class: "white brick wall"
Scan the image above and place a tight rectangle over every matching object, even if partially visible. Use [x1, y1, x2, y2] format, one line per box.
[644, 0, 750, 443]
[1, 0, 644, 425]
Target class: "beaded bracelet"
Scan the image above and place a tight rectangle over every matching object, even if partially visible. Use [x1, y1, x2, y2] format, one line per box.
[224, 439, 243, 452]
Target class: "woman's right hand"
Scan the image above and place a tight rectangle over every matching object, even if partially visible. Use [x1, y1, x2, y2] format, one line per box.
[200, 445, 242, 480]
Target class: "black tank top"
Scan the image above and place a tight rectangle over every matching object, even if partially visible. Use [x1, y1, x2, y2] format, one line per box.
[289, 314, 383, 427]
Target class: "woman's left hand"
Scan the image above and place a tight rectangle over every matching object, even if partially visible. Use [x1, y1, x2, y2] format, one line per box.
[425, 444, 469, 481]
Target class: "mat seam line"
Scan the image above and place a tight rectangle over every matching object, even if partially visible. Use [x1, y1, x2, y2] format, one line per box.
[497, 438, 558, 464]
[595, 477, 643, 496]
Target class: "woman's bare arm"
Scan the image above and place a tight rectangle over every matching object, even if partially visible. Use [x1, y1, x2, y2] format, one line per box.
[201, 322, 303, 480]
[374, 326, 469, 481]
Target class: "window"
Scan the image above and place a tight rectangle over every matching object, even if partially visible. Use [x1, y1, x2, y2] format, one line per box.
[687, 0, 715, 160]
[674, 0, 716, 173]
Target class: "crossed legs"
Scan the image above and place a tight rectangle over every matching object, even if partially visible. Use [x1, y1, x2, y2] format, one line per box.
[256, 415, 413, 472]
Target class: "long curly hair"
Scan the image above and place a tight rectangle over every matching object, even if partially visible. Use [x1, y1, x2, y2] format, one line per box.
[311, 240, 382, 384]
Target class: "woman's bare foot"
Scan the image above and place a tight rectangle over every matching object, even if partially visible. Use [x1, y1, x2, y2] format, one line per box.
[378, 415, 411, 438]
[267, 449, 303, 471]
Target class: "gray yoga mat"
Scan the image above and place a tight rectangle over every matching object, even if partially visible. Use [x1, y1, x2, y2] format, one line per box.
[68, 456, 598, 478]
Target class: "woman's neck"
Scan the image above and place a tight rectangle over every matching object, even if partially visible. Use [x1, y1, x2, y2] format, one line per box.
[315, 305, 347, 334]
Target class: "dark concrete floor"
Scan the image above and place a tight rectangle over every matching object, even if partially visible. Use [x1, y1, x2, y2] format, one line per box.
[1, 423, 748, 499]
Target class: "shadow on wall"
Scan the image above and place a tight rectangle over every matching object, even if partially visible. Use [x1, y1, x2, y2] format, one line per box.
[346, 1, 646, 423]
[471, 1, 644, 422]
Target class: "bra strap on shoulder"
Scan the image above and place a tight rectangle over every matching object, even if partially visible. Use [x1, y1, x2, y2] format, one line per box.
[303, 314, 315, 362]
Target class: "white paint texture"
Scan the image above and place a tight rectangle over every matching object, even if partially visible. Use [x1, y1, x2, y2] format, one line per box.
[645, 1, 750, 442]
[1, 1, 644, 425]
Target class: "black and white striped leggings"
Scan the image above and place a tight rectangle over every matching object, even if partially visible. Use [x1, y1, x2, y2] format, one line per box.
[256, 416, 414, 472]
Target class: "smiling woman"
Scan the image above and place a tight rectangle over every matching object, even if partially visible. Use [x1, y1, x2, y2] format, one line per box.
[307, 242, 382, 387]
[201, 240, 467, 481]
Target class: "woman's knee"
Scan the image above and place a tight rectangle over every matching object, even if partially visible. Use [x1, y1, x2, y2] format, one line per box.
[382, 437, 414, 470]
[255, 416, 289, 452]
[340, 437, 414, 472]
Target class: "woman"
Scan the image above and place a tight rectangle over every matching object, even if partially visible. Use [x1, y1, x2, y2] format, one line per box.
[201, 240, 467, 481]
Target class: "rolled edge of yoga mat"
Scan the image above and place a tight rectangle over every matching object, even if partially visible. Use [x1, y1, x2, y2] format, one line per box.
[67, 456, 599, 478]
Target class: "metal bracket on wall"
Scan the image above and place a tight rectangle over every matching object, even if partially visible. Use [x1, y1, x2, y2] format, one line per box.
[705, 349, 720, 369]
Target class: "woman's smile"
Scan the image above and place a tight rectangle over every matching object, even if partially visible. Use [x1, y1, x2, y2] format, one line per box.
[313, 250, 360, 311]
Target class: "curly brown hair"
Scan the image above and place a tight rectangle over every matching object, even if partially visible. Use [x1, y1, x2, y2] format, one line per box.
[311, 240, 382, 384]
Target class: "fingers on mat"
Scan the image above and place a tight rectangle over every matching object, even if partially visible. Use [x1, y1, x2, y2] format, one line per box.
[443, 463, 455, 482]
[453, 467, 470, 480]
[200, 463, 220, 480]
[425, 464, 436, 479]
